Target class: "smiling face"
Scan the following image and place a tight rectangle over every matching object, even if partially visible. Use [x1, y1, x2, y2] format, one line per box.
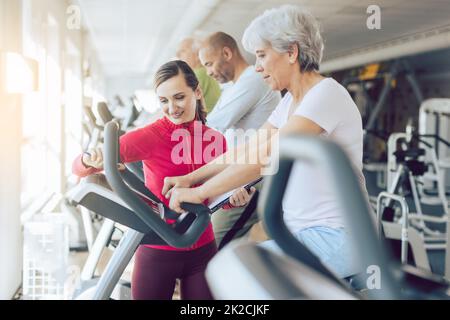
[156, 73, 201, 125]
[199, 46, 234, 84]
[254, 45, 295, 91]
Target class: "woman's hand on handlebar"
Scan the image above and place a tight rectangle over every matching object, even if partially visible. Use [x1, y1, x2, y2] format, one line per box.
[82, 147, 104, 169]
[169, 187, 205, 214]
[162, 175, 192, 199]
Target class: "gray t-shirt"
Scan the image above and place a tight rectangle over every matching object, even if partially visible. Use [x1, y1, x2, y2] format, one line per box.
[207, 66, 280, 145]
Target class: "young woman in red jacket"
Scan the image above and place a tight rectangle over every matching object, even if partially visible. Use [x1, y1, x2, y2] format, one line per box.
[72, 60, 242, 300]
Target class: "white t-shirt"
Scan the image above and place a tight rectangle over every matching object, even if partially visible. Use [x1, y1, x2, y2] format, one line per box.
[207, 66, 280, 144]
[268, 77, 366, 232]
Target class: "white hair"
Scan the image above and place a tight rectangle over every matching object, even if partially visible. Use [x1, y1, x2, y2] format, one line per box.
[242, 5, 324, 72]
[179, 36, 203, 53]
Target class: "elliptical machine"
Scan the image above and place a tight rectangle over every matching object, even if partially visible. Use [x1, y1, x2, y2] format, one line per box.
[69, 122, 211, 299]
[206, 135, 450, 299]
[379, 123, 450, 275]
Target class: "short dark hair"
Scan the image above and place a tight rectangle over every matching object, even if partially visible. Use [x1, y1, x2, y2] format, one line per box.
[154, 60, 207, 124]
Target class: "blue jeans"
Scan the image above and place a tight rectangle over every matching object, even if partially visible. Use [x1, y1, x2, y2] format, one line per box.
[259, 226, 360, 279]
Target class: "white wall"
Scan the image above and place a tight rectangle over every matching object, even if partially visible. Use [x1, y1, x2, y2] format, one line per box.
[0, 0, 23, 300]
[0, 0, 106, 299]
[105, 74, 149, 105]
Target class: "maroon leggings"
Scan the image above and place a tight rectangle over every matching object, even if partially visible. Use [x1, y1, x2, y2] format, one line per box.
[131, 241, 217, 300]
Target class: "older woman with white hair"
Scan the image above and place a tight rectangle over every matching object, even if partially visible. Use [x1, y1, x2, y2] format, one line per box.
[162, 5, 366, 279]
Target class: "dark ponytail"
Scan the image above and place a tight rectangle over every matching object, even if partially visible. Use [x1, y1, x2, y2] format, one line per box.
[154, 60, 207, 124]
[195, 98, 207, 124]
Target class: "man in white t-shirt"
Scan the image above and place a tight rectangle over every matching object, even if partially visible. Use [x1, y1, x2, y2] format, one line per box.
[198, 32, 281, 249]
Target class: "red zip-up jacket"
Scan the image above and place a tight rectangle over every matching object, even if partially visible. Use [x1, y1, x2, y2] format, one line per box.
[72, 116, 227, 251]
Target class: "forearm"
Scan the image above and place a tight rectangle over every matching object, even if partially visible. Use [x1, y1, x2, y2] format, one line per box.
[185, 134, 256, 185]
[186, 161, 228, 185]
[198, 163, 261, 200]
[197, 130, 276, 199]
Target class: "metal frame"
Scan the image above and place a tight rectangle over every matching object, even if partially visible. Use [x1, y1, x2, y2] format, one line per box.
[377, 192, 409, 264]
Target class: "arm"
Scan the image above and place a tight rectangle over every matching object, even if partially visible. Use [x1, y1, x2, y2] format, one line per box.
[72, 126, 154, 178]
[162, 121, 276, 197]
[201, 116, 323, 195]
[118, 126, 154, 163]
[168, 121, 280, 211]
[195, 122, 280, 199]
